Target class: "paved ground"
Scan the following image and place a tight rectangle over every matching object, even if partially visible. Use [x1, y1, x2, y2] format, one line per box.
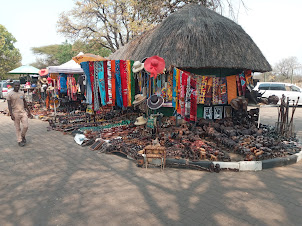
[0, 100, 301, 226]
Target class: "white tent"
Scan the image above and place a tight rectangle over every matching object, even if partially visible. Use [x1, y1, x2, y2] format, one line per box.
[47, 52, 84, 74]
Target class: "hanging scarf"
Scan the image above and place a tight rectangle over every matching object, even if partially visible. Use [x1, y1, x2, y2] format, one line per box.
[115, 60, 123, 108]
[220, 77, 228, 104]
[107, 61, 113, 105]
[239, 72, 247, 95]
[190, 78, 197, 122]
[111, 60, 116, 106]
[236, 74, 242, 96]
[120, 60, 128, 107]
[185, 75, 191, 121]
[92, 62, 100, 109]
[103, 61, 109, 103]
[198, 76, 207, 104]
[167, 71, 173, 102]
[226, 75, 237, 104]
[204, 77, 213, 106]
[181, 72, 188, 117]
[89, 62, 95, 109]
[126, 60, 132, 106]
[176, 68, 180, 113]
[80, 62, 92, 104]
[212, 77, 220, 105]
[59, 73, 67, 94]
[95, 61, 106, 106]
[172, 68, 177, 108]
[130, 61, 135, 103]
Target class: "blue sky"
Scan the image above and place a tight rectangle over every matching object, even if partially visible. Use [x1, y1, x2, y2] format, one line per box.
[1, 0, 302, 67]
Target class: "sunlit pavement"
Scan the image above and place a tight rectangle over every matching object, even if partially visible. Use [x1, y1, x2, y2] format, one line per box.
[0, 101, 301, 226]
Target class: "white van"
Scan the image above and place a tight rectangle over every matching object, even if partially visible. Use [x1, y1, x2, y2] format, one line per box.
[253, 82, 302, 105]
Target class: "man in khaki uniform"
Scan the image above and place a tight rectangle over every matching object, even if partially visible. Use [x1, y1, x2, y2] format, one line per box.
[7, 81, 32, 147]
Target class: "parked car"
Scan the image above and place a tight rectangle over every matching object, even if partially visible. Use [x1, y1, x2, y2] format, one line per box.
[253, 82, 302, 105]
[0, 81, 9, 99]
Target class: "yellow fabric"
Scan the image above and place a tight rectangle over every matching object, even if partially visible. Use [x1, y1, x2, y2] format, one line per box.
[226, 75, 237, 104]
[127, 60, 132, 106]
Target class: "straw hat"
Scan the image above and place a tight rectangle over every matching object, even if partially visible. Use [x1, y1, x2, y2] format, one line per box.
[132, 61, 144, 73]
[134, 116, 147, 126]
[132, 94, 146, 106]
[147, 95, 164, 110]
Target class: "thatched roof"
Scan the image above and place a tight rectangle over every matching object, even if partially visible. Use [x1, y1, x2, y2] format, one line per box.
[109, 4, 272, 73]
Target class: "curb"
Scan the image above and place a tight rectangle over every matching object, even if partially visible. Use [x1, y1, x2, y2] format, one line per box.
[165, 150, 302, 171]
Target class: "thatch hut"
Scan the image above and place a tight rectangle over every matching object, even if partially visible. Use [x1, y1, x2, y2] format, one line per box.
[109, 4, 272, 75]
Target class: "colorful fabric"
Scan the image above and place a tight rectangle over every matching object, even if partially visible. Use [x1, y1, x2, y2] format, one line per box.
[80, 62, 92, 104]
[199, 76, 208, 104]
[212, 77, 220, 105]
[172, 68, 177, 107]
[59, 73, 67, 94]
[220, 77, 228, 104]
[176, 68, 180, 112]
[103, 61, 109, 103]
[95, 61, 106, 106]
[190, 78, 197, 122]
[111, 60, 116, 106]
[185, 76, 191, 121]
[107, 61, 113, 105]
[120, 60, 128, 107]
[126, 60, 132, 106]
[93, 62, 100, 109]
[236, 74, 242, 96]
[239, 72, 247, 95]
[181, 72, 188, 117]
[89, 62, 95, 108]
[204, 77, 213, 106]
[167, 71, 173, 102]
[226, 75, 237, 104]
[130, 61, 135, 103]
[115, 60, 123, 108]
[67, 76, 77, 101]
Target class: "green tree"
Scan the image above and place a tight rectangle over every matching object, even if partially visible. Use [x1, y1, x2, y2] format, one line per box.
[57, 0, 245, 53]
[31, 44, 61, 68]
[0, 24, 22, 79]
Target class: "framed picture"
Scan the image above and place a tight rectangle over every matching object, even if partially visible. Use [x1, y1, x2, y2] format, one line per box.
[224, 106, 232, 118]
[204, 107, 213, 119]
[214, 106, 223, 119]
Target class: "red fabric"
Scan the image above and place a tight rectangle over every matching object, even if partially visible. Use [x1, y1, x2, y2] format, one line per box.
[181, 72, 188, 117]
[104, 61, 109, 102]
[89, 62, 95, 108]
[120, 60, 128, 107]
[190, 78, 197, 122]
[236, 74, 242, 96]
[111, 60, 116, 106]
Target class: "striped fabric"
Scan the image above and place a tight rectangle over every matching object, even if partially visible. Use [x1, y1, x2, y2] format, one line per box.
[107, 61, 112, 105]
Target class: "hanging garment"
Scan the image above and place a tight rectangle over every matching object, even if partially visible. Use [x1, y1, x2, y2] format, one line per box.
[190, 78, 197, 122]
[245, 70, 253, 91]
[115, 60, 123, 108]
[93, 63, 101, 109]
[226, 75, 237, 104]
[198, 76, 208, 104]
[239, 72, 247, 95]
[185, 76, 191, 121]
[103, 61, 109, 103]
[107, 61, 113, 105]
[176, 68, 180, 112]
[126, 60, 132, 106]
[59, 73, 67, 94]
[181, 72, 188, 117]
[172, 68, 177, 107]
[212, 77, 220, 105]
[67, 76, 77, 101]
[236, 74, 242, 96]
[111, 60, 116, 106]
[167, 71, 173, 102]
[220, 77, 228, 104]
[120, 60, 128, 107]
[204, 77, 213, 106]
[130, 61, 135, 103]
[89, 62, 95, 108]
[80, 62, 92, 104]
[95, 61, 106, 106]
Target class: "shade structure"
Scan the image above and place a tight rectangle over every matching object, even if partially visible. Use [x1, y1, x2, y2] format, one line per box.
[48, 59, 84, 74]
[8, 65, 39, 74]
[72, 53, 107, 64]
[109, 4, 272, 73]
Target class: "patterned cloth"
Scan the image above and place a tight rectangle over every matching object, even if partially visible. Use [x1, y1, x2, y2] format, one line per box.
[176, 68, 180, 112]
[199, 76, 208, 104]
[220, 77, 228, 104]
[172, 68, 177, 108]
[185, 76, 191, 121]
[59, 73, 67, 94]
[181, 72, 188, 117]
[93, 62, 100, 109]
[212, 77, 220, 105]
[130, 61, 135, 103]
[111, 60, 116, 106]
[190, 78, 197, 122]
[80, 62, 92, 104]
[89, 62, 95, 109]
[226, 75, 237, 104]
[236, 74, 242, 96]
[95, 61, 106, 106]
[126, 60, 132, 106]
[167, 71, 173, 102]
[120, 60, 128, 107]
[204, 77, 213, 106]
[115, 60, 123, 108]
[103, 61, 109, 103]
[239, 72, 247, 95]
[107, 61, 113, 105]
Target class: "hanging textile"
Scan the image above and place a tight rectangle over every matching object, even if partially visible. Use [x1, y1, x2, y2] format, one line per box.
[115, 60, 123, 108]
[126, 60, 132, 106]
[190, 78, 197, 122]
[204, 77, 213, 106]
[176, 68, 180, 112]
[107, 61, 113, 105]
[185, 76, 191, 121]
[172, 68, 177, 107]
[220, 77, 228, 104]
[59, 73, 67, 94]
[236, 74, 242, 96]
[80, 62, 92, 104]
[120, 60, 128, 107]
[93, 62, 101, 108]
[167, 71, 173, 102]
[226, 75, 237, 104]
[181, 72, 188, 117]
[198, 76, 208, 104]
[111, 60, 116, 106]
[156, 76, 161, 96]
[89, 62, 95, 108]
[130, 61, 135, 103]
[103, 61, 109, 103]
[95, 61, 107, 106]
[212, 77, 220, 105]
[67, 76, 78, 101]
[239, 72, 247, 95]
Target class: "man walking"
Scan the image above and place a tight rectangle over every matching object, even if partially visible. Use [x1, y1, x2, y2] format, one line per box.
[7, 81, 32, 147]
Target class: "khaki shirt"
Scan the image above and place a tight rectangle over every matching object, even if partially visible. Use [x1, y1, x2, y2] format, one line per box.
[7, 90, 26, 113]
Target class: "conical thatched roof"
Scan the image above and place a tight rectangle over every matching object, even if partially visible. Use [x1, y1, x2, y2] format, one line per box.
[110, 4, 272, 73]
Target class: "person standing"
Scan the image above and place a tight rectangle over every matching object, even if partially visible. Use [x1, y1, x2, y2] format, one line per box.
[7, 81, 32, 147]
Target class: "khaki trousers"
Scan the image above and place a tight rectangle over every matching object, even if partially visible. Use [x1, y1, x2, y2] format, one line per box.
[13, 112, 28, 143]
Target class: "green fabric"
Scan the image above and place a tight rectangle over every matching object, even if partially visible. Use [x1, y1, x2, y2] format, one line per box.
[197, 105, 204, 118]
[131, 60, 135, 103]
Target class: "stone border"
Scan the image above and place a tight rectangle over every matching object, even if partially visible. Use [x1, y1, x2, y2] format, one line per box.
[166, 150, 302, 171]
